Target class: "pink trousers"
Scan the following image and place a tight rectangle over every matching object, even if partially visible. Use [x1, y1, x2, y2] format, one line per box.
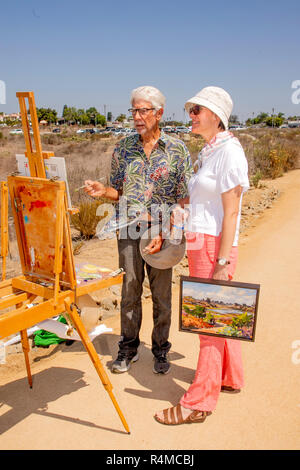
[180, 233, 244, 412]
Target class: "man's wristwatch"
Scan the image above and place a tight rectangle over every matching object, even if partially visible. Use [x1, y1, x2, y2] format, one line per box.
[216, 257, 230, 266]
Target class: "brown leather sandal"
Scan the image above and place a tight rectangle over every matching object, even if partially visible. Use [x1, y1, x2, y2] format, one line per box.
[154, 404, 211, 425]
[221, 386, 241, 393]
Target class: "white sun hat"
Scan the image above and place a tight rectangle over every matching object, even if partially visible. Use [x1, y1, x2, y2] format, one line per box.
[185, 86, 233, 130]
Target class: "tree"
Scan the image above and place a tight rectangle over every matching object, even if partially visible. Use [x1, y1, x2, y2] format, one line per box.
[62, 105, 78, 123]
[77, 109, 89, 125]
[36, 107, 57, 124]
[266, 117, 284, 127]
[78, 112, 90, 125]
[95, 113, 106, 127]
[62, 105, 68, 117]
[192, 305, 206, 319]
[86, 107, 98, 117]
[86, 107, 105, 126]
[116, 114, 126, 123]
[245, 111, 285, 127]
[256, 112, 269, 123]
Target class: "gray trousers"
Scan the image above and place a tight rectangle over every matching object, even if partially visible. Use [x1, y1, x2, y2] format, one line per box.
[117, 224, 172, 357]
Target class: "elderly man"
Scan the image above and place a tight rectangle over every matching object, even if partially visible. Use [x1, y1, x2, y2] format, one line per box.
[85, 86, 193, 374]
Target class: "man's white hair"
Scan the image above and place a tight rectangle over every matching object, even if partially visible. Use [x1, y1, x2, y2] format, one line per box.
[131, 85, 166, 110]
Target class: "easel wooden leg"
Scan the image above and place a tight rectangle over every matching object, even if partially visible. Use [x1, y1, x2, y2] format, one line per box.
[1, 181, 8, 281]
[20, 329, 33, 388]
[64, 299, 130, 434]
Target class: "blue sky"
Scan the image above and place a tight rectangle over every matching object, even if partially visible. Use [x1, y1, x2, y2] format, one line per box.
[183, 281, 256, 306]
[1, 0, 300, 122]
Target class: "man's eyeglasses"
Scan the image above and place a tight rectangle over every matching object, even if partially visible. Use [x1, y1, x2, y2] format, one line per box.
[189, 105, 204, 115]
[128, 107, 156, 117]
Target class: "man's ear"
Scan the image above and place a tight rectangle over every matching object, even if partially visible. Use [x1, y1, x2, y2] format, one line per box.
[156, 108, 164, 121]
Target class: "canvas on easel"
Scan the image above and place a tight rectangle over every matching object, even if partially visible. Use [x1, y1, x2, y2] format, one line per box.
[8, 175, 75, 289]
[16, 153, 72, 207]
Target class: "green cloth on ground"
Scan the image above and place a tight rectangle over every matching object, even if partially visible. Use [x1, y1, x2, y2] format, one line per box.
[34, 315, 67, 347]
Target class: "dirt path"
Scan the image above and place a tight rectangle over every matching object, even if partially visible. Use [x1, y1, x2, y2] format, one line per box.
[1, 170, 299, 449]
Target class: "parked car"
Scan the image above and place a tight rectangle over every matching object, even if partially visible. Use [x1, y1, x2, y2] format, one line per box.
[176, 126, 190, 134]
[85, 128, 96, 134]
[10, 128, 23, 135]
[120, 128, 131, 135]
[96, 128, 108, 134]
[162, 126, 177, 134]
[52, 128, 60, 133]
[229, 125, 246, 131]
[76, 129, 86, 134]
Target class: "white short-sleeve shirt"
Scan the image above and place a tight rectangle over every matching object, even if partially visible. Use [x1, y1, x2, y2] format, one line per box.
[187, 137, 249, 246]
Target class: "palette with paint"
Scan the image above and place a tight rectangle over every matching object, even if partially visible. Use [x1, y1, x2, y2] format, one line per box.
[75, 263, 114, 284]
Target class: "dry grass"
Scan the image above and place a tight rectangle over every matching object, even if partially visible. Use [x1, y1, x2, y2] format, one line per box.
[183, 128, 300, 180]
[236, 128, 300, 179]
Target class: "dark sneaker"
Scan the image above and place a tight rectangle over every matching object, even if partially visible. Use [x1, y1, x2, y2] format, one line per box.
[153, 352, 170, 375]
[111, 350, 139, 373]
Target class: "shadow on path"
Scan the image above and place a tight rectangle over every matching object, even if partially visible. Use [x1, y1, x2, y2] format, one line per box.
[32, 332, 196, 407]
[0, 366, 127, 436]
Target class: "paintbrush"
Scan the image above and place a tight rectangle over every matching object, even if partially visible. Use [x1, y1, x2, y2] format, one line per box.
[75, 177, 105, 192]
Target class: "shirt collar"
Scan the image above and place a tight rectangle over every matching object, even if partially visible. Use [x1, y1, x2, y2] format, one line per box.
[134, 130, 167, 149]
[206, 130, 233, 148]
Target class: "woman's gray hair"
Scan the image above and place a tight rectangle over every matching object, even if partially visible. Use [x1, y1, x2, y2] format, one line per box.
[131, 86, 166, 110]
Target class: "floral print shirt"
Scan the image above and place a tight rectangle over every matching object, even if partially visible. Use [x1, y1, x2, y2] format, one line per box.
[110, 131, 193, 220]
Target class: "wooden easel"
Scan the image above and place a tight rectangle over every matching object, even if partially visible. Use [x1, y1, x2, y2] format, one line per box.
[0, 92, 130, 434]
[0, 181, 8, 281]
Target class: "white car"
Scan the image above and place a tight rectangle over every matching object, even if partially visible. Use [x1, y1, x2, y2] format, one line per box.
[229, 125, 246, 131]
[10, 128, 23, 135]
[76, 129, 86, 134]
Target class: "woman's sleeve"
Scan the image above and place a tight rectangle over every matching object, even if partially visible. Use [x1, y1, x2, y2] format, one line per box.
[218, 144, 250, 194]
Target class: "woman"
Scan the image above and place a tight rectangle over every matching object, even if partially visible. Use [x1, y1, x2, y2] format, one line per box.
[154, 86, 249, 425]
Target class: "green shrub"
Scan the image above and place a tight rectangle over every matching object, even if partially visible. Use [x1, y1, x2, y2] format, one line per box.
[251, 170, 263, 188]
[70, 200, 111, 239]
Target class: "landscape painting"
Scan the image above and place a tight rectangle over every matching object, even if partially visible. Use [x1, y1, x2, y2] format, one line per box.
[179, 276, 260, 342]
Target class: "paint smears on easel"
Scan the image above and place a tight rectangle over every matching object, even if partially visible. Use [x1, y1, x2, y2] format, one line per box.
[30, 247, 35, 269]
